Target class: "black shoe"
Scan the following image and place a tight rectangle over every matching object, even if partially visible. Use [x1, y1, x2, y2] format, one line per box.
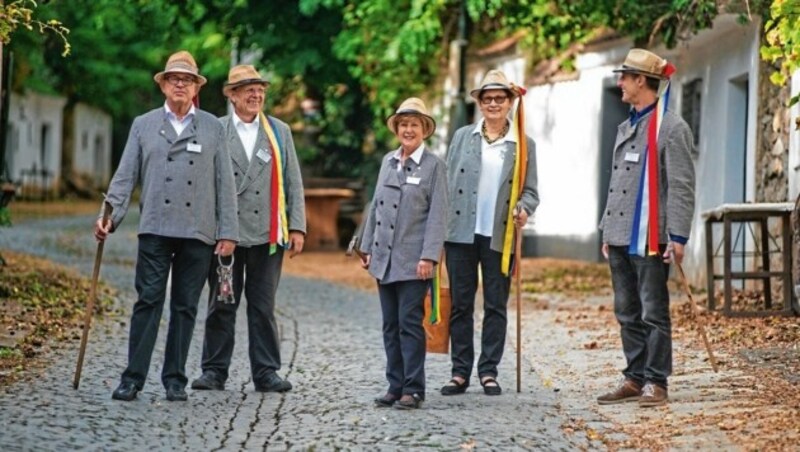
[440, 378, 469, 396]
[191, 372, 224, 390]
[111, 382, 139, 401]
[480, 377, 502, 396]
[165, 383, 188, 402]
[254, 373, 292, 393]
[394, 393, 423, 410]
[374, 393, 400, 408]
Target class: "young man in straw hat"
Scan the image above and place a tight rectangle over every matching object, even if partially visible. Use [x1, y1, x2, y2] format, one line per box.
[191, 65, 306, 394]
[441, 69, 538, 397]
[597, 48, 695, 407]
[95, 50, 239, 402]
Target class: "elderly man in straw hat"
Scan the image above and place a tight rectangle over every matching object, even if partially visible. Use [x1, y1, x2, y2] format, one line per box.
[440, 70, 538, 397]
[597, 48, 695, 407]
[190, 65, 306, 394]
[359, 97, 447, 409]
[95, 50, 238, 402]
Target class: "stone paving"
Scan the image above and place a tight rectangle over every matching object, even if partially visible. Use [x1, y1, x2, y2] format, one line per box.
[0, 215, 582, 451]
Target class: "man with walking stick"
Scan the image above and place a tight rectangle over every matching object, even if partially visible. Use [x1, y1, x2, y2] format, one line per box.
[597, 49, 696, 407]
[94, 50, 239, 402]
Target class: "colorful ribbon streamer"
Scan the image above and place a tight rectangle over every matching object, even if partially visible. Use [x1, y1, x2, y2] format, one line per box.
[260, 113, 289, 255]
[501, 84, 528, 276]
[428, 269, 441, 324]
[629, 62, 676, 256]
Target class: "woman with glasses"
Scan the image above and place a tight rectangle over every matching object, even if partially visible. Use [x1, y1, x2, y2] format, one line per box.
[440, 70, 539, 397]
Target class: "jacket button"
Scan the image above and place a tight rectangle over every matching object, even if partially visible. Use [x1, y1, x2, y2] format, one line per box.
[168, 157, 173, 162]
[187, 180, 192, 185]
[609, 188, 613, 193]
[623, 190, 627, 194]
[619, 212, 624, 216]
[607, 210, 610, 216]
[388, 245, 392, 250]
[626, 167, 630, 171]
[165, 199, 170, 204]
[380, 201, 384, 205]
[255, 210, 259, 214]
[256, 191, 260, 195]
[186, 202, 191, 207]
[613, 165, 617, 170]
[393, 204, 397, 209]
[375, 241, 379, 246]
[166, 177, 172, 182]
[508, 180, 512, 184]
[406, 167, 411, 172]
[377, 221, 381, 226]
[390, 225, 394, 229]
[235, 172, 239, 176]
[631, 145, 636, 149]
[456, 210, 461, 215]
[458, 189, 463, 194]
[189, 160, 194, 165]
[505, 199, 510, 205]
[237, 210, 240, 215]
[460, 168, 465, 173]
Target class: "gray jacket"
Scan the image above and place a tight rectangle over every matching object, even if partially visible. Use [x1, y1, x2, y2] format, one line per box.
[104, 107, 238, 245]
[221, 114, 306, 247]
[360, 148, 448, 284]
[445, 124, 539, 252]
[599, 109, 696, 246]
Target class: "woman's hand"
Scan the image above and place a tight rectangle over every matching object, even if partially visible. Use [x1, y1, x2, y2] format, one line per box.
[360, 254, 371, 269]
[513, 205, 528, 228]
[417, 259, 434, 280]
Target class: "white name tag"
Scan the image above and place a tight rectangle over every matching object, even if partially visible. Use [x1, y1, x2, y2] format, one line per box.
[187, 143, 202, 153]
[406, 176, 421, 185]
[624, 152, 640, 163]
[256, 148, 271, 163]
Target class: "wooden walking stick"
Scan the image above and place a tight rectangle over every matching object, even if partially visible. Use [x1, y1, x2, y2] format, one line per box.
[515, 220, 523, 393]
[674, 256, 719, 373]
[73, 202, 112, 389]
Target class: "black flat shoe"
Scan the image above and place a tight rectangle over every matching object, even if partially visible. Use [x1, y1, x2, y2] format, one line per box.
[165, 383, 188, 401]
[111, 382, 139, 401]
[480, 377, 502, 396]
[255, 373, 292, 393]
[374, 393, 399, 407]
[440, 378, 469, 396]
[191, 372, 224, 390]
[394, 393, 423, 410]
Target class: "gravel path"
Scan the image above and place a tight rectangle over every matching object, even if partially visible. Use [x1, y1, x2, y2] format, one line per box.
[0, 214, 581, 450]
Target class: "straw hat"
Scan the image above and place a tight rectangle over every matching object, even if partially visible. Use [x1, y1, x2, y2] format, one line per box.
[613, 48, 670, 79]
[469, 69, 519, 101]
[223, 65, 270, 97]
[386, 97, 436, 139]
[153, 50, 207, 86]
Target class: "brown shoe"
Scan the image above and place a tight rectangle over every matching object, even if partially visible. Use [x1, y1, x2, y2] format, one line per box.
[638, 382, 668, 407]
[597, 378, 643, 405]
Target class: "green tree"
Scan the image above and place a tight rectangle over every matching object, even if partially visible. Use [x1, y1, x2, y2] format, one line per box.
[761, 0, 800, 107]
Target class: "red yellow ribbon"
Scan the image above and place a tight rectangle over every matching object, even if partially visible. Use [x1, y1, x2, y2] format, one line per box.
[260, 113, 289, 255]
[501, 84, 528, 276]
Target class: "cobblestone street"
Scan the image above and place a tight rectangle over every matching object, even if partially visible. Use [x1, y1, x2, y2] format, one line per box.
[0, 215, 579, 451]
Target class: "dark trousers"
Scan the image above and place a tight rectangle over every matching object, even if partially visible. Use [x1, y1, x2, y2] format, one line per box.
[121, 234, 214, 389]
[607, 245, 672, 387]
[378, 279, 428, 399]
[445, 235, 511, 381]
[201, 244, 284, 384]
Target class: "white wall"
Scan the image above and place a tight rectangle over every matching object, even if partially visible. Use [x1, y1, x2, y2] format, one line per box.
[789, 70, 800, 201]
[72, 103, 112, 185]
[7, 92, 67, 190]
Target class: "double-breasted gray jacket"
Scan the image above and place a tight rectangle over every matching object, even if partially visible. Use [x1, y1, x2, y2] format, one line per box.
[359, 148, 448, 284]
[105, 107, 238, 245]
[599, 109, 696, 246]
[445, 123, 539, 253]
[220, 114, 306, 247]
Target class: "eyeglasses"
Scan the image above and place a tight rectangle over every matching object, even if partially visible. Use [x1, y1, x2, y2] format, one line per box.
[480, 95, 509, 105]
[165, 75, 197, 86]
[239, 86, 266, 96]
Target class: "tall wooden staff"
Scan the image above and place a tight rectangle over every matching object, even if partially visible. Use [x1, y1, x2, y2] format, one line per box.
[674, 255, 719, 373]
[73, 202, 111, 389]
[515, 220, 523, 393]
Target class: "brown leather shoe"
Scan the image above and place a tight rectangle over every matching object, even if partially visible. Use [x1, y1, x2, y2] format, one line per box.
[638, 382, 668, 407]
[597, 378, 643, 405]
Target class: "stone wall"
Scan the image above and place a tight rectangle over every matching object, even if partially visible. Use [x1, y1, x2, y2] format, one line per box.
[755, 59, 791, 203]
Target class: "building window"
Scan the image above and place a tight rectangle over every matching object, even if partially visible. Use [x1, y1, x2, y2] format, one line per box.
[82, 131, 89, 151]
[682, 78, 702, 146]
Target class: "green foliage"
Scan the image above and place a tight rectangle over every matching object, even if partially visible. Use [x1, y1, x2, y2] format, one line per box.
[0, 207, 10, 227]
[761, 0, 800, 106]
[0, 0, 70, 55]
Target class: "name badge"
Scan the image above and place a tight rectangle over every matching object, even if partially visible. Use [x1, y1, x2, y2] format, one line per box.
[624, 152, 640, 163]
[406, 176, 421, 185]
[256, 149, 271, 163]
[187, 143, 202, 153]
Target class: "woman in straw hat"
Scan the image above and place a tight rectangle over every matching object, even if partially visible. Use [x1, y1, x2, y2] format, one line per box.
[358, 97, 448, 409]
[441, 69, 538, 396]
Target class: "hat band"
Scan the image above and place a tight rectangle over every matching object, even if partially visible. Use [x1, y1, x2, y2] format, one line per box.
[165, 62, 198, 74]
[226, 78, 268, 87]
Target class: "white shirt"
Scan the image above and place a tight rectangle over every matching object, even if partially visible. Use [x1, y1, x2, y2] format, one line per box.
[473, 118, 516, 236]
[164, 102, 196, 136]
[233, 113, 260, 161]
[392, 144, 424, 171]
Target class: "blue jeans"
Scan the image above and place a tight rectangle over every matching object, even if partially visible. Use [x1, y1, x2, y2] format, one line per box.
[607, 245, 672, 387]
